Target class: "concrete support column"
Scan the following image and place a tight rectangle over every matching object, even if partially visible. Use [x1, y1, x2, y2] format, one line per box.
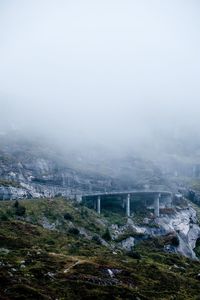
[97, 196, 101, 214]
[76, 195, 82, 203]
[126, 194, 130, 217]
[154, 193, 160, 217]
[165, 195, 173, 208]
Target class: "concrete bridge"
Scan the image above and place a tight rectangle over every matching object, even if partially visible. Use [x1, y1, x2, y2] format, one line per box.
[81, 191, 173, 217]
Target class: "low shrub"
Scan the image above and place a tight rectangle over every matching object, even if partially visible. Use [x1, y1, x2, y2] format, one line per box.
[14, 201, 26, 216]
[102, 228, 112, 241]
[92, 235, 102, 245]
[64, 212, 74, 221]
[68, 227, 80, 235]
[127, 251, 142, 259]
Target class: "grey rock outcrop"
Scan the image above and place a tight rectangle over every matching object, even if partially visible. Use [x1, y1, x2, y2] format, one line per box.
[120, 237, 135, 251]
[0, 186, 29, 200]
[110, 204, 200, 259]
[156, 205, 200, 259]
[0, 134, 168, 200]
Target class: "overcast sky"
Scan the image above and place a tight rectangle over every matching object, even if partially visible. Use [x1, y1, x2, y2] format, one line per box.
[0, 0, 200, 150]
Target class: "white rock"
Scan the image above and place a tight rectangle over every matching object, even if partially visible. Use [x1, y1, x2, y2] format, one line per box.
[107, 269, 114, 278]
[121, 237, 135, 251]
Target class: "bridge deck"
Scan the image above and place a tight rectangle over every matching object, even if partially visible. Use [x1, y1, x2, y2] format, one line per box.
[82, 190, 172, 199]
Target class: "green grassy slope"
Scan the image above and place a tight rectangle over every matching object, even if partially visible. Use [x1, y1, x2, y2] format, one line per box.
[0, 198, 200, 300]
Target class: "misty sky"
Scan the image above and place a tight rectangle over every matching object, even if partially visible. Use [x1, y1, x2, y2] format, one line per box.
[0, 0, 200, 149]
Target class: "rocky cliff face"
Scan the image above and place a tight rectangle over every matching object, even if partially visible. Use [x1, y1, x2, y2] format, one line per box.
[110, 203, 200, 259]
[0, 133, 168, 200]
[0, 154, 113, 199]
[157, 205, 200, 259]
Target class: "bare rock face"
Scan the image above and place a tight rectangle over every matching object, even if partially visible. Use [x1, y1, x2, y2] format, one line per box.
[156, 205, 200, 259]
[110, 204, 200, 259]
[120, 237, 135, 251]
[0, 186, 29, 200]
[0, 133, 169, 201]
[39, 217, 57, 231]
[0, 145, 113, 199]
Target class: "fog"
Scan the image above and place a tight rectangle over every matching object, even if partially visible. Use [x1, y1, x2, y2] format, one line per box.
[0, 0, 200, 155]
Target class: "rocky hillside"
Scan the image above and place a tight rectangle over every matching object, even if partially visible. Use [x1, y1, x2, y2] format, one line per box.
[0, 133, 169, 200]
[0, 197, 200, 299]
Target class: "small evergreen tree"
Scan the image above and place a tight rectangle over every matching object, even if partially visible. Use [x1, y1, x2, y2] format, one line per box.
[68, 227, 80, 235]
[14, 200, 26, 216]
[102, 227, 112, 241]
[64, 212, 74, 221]
[14, 200, 19, 208]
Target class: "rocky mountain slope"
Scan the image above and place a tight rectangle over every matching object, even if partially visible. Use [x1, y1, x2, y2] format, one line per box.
[0, 133, 169, 200]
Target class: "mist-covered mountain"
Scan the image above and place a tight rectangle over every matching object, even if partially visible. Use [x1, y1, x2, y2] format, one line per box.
[0, 132, 171, 200]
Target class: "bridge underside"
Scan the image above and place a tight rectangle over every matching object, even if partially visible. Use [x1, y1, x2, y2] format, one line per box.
[82, 192, 173, 218]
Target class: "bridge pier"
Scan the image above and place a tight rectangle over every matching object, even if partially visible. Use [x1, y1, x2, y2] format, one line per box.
[165, 195, 173, 208]
[154, 193, 160, 217]
[97, 196, 101, 214]
[126, 194, 130, 217]
[81, 191, 172, 217]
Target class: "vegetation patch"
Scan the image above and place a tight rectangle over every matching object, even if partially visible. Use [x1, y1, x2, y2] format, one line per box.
[0, 198, 199, 299]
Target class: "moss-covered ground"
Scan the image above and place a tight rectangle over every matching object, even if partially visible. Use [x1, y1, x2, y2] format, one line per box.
[0, 198, 200, 299]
